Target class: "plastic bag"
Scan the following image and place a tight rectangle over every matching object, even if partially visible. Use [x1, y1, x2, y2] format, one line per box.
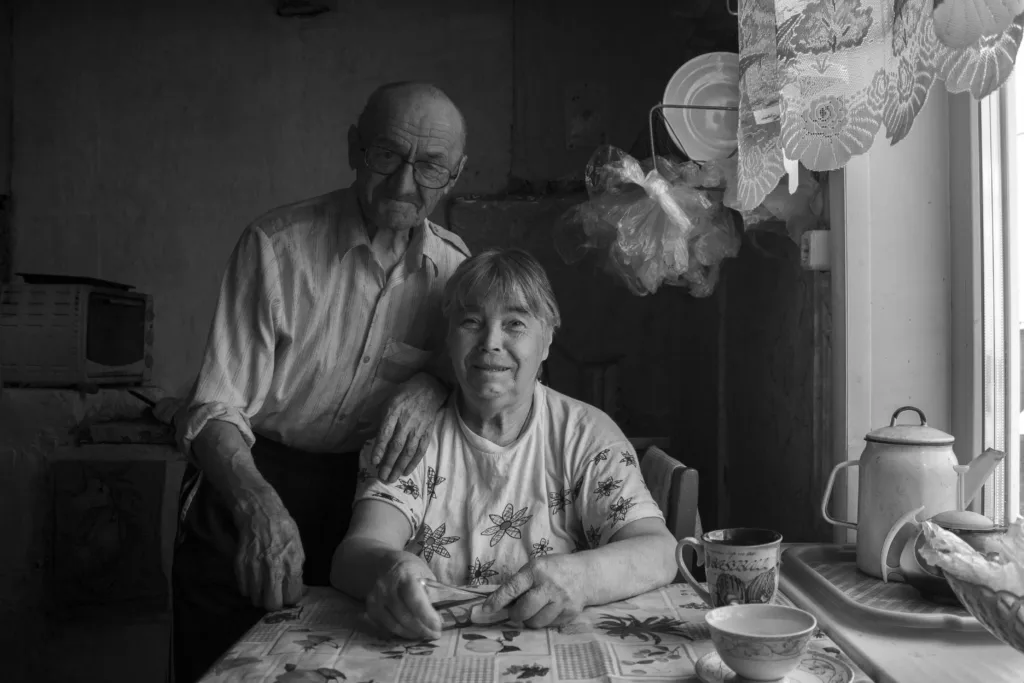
[919, 519, 1024, 596]
[555, 146, 740, 297]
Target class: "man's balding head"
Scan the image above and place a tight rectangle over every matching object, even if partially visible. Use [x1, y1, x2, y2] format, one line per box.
[357, 82, 467, 154]
[348, 81, 469, 236]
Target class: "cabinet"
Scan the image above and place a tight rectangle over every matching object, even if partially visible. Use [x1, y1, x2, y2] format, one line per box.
[0, 387, 183, 683]
[47, 444, 185, 683]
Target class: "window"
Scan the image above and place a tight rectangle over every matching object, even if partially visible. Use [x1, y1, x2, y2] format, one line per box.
[977, 74, 1022, 524]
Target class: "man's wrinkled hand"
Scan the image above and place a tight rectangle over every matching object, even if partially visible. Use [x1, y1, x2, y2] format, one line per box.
[481, 555, 586, 629]
[232, 486, 307, 612]
[372, 373, 448, 483]
[365, 558, 442, 640]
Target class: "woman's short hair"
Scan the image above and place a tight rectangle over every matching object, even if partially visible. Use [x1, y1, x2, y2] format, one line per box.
[442, 248, 561, 331]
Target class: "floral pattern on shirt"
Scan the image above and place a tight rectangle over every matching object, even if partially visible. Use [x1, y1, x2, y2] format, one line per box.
[482, 504, 533, 547]
[351, 385, 667, 586]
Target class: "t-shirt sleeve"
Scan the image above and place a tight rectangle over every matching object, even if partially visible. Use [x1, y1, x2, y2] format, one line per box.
[572, 442, 665, 548]
[352, 441, 428, 544]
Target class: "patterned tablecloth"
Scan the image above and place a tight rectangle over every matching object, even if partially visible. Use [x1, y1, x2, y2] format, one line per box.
[198, 583, 871, 683]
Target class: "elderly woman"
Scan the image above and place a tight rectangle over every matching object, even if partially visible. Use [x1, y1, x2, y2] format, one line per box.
[330, 248, 678, 640]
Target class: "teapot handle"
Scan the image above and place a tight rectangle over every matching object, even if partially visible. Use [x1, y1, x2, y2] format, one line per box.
[821, 461, 858, 530]
[879, 506, 925, 583]
[890, 406, 927, 426]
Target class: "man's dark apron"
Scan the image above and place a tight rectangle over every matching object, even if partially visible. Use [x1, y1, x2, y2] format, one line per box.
[171, 436, 360, 683]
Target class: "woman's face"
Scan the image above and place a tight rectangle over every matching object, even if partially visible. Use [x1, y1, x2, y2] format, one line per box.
[448, 296, 551, 411]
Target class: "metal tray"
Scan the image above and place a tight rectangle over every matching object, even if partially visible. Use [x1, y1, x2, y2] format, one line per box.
[781, 545, 983, 631]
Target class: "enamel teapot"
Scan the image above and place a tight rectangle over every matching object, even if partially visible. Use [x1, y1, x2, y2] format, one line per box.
[820, 405, 1004, 578]
[879, 464, 1005, 599]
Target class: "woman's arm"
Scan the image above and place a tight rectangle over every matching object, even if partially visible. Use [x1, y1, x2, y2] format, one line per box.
[331, 499, 443, 640]
[572, 518, 678, 606]
[481, 518, 677, 628]
[330, 500, 433, 599]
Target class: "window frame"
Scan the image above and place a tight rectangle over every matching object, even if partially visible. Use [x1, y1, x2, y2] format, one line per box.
[828, 85, 1020, 540]
[984, 75, 1021, 522]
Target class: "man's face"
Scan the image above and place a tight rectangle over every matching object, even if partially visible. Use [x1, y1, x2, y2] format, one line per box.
[351, 95, 465, 235]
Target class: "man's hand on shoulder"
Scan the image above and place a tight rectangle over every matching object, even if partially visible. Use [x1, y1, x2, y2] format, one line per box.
[372, 373, 448, 483]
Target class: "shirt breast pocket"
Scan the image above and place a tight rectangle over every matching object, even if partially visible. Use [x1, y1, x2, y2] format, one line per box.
[374, 338, 434, 386]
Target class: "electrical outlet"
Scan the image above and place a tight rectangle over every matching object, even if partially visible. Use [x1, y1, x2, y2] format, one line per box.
[801, 230, 831, 271]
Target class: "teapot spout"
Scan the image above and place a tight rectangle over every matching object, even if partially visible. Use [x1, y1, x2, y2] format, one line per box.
[963, 448, 1006, 507]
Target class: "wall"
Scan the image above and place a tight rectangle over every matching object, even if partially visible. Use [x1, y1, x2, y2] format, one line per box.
[10, 0, 737, 399]
[11, 0, 514, 395]
[721, 231, 832, 541]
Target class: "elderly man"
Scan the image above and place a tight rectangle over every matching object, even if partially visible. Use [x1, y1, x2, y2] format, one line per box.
[172, 81, 470, 683]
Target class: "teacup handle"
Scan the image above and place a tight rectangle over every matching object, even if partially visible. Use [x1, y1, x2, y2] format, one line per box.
[675, 536, 713, 607]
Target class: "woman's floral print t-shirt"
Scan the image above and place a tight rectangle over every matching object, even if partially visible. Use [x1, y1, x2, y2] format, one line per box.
[352, 383, 665, 587]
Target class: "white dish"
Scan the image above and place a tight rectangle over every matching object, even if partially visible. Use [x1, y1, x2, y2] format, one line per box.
[696, 650, 855, 683]
[662, 51, 740, 162]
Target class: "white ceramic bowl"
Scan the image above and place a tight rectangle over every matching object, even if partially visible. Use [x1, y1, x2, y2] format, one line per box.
[661, 51, 740, 161]
[705, 604, 817, 681]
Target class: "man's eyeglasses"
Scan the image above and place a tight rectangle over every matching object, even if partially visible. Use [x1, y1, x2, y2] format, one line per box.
[362, 146, 459, 190]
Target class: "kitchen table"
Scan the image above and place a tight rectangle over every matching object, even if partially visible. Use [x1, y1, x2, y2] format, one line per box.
[196, 582, 870, 683]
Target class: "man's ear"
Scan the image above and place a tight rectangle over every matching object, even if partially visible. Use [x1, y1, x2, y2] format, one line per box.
[347, 125, 362, 171]
[447, 155, 469, 195]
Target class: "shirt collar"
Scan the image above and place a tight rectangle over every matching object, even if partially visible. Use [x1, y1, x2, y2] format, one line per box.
[336, 186, 446, 271]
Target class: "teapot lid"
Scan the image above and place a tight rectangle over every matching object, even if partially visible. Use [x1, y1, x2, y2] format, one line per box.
[930, 510, 995, 531]
[865, 406, 954, 446]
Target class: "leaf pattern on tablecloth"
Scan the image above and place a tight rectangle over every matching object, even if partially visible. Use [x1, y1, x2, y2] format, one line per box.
[502, 663, 550, 680]
[378, 640, 439, 660]
[463, 630, 523, 654]
[595, 614, 696, 645]
[274, 663, 347, 682]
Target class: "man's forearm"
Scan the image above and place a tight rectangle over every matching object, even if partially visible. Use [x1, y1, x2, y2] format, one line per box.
[574, 533, 678, 607]
[331, 538, 431, 600]
[191, 419, 275, 515]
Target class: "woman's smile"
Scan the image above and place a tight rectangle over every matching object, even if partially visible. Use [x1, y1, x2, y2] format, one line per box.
[472, 362, 513, 374]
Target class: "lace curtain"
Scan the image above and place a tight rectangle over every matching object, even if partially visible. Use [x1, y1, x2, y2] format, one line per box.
[735, 0, 1024, 211]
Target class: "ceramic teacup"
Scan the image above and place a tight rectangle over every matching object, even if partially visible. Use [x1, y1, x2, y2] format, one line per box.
[705, 603, 817, 681]
[676, 527, 783, 607]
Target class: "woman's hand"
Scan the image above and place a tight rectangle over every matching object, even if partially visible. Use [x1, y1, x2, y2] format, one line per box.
[365, 557, 443, 640]
[481, 554, 587, 629]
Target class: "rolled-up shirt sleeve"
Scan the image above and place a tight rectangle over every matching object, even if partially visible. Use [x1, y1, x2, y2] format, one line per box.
[176, 226, 283, 458]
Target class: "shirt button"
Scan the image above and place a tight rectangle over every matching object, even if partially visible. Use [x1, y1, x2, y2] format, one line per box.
[362, 355, 371, 363]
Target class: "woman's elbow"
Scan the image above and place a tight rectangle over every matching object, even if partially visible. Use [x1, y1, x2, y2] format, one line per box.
[655, 532, 679, 585]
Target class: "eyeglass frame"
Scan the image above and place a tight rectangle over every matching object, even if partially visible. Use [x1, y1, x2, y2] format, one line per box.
[360, 143, 464, 190]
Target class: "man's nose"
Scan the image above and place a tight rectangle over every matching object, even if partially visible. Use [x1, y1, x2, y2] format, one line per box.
[393, 161, 418, 195]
